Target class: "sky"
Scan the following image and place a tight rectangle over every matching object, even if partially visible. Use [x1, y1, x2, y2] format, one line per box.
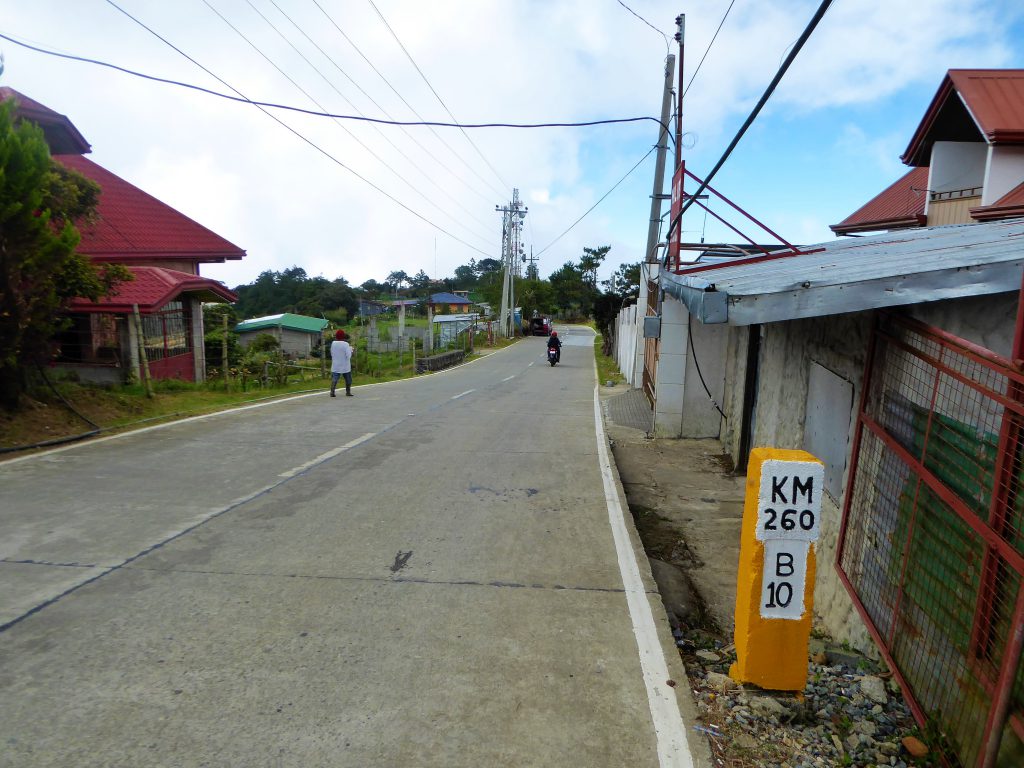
[4, 0, 1024, 292]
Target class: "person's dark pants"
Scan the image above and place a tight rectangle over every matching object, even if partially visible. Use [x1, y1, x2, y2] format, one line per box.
[331, 371, 353, 396]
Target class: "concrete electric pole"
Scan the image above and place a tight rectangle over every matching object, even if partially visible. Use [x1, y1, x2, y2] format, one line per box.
[495, 189, 528, 338]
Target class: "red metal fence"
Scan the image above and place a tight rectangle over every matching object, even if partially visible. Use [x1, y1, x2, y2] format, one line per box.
[838, 312, 1024, 767]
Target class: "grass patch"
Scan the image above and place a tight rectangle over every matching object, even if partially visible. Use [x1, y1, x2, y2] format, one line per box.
[1, 332, 517, 453]
[593, 334, 626, 386]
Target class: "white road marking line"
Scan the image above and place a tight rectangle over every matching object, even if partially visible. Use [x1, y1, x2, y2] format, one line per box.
[502, 376, 515, 382]
[593, 388, 694, 767]
[451, 389, 475, 400]
[278, 432, 376, 478]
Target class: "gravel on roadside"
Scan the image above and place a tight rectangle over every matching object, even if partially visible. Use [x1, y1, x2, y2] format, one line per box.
[674, 628, 936, 768]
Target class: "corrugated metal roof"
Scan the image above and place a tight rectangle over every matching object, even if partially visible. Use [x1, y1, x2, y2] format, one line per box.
[55, 155, 246, 264]
[662, 218, 1024, 326]
[903, 70, 1024, 165]
[70, 266, 237, 313]
[236, 313, 328, 334]
[972, 181, 1024, 222]
[949, 70, 1024, 143]
[429, 292, 472, 304]
[831, 167, 928, 234]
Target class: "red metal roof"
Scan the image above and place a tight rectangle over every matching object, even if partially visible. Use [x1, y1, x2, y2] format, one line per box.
[902, 70, 1024, 166]
[830, 167, 929, 235]
[70, 266, 237, 314]
[970, 181, 1024, 222]
[54, 154, 245, 264]
[0, 87, 91, 154]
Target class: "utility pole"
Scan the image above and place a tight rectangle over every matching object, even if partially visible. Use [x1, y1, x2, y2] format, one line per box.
[644, 52, 676, 265]
[495, 188, 528, 337]
[524, 246, 539, 281]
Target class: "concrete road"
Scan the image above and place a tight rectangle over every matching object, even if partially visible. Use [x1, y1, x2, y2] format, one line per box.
[0, 327, 703, 768]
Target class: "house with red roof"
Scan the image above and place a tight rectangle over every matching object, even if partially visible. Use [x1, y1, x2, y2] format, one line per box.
[832, 70, 1024, 235]
[1, 87, 244, 383]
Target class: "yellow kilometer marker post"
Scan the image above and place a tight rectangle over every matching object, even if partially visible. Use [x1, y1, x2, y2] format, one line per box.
[730, 448, 824, 691]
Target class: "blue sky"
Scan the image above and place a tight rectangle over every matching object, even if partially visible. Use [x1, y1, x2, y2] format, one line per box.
[3, 0, 1024, 290]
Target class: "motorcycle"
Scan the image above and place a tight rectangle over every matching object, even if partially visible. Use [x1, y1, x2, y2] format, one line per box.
[547, 346, 559, 367]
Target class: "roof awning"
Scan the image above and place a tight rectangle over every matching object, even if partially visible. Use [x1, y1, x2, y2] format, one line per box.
[70, 266, 237, 314]
[661, 218, 1024, 326]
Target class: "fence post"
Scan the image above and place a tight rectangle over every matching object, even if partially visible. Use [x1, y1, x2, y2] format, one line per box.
[222, 313, 229, 390]
[133, 303, 154, 399]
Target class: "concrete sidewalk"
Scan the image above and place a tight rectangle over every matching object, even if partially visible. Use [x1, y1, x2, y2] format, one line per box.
[600, 385, 745, 636]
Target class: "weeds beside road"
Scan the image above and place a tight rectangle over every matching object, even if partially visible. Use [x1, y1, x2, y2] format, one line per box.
[1, 335, 519, 453]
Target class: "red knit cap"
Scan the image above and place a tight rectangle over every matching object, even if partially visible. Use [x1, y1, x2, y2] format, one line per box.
[335, 329, 347, 340]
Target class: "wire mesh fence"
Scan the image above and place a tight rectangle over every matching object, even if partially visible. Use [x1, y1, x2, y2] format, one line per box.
[839, 312, 1024, 767]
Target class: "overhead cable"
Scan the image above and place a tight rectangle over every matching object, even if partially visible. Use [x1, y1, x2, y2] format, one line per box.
[0, 32, 667, 135]
[366, 0, 510, 196]
[683, 0, 737, 96]
[100, 0, 496, 258]
[260, 0, 494, 230]
[202, 0, 493, 248]
[535, 144, 657, 258]
[616, 0, 670, 55]
[674, 0, 834, 230]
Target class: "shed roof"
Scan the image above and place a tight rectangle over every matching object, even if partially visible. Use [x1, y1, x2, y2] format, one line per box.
[429, 292, 472, 305]
[235, 313, 328, 334]
[902, 70, 1024, 166]
[70, 266, 237, 314]
[54, 154, 245, 264]
[661, 218, 1024, 326]
[831, 167, 929, 235]
[0, 87, 91, 154]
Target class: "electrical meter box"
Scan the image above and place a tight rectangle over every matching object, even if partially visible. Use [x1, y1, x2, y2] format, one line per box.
[643, 315, 662, 339]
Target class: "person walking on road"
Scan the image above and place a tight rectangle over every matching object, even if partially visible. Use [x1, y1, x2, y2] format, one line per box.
[330, 329, 353, 397]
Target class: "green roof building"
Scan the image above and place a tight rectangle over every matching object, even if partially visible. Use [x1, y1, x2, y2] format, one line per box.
[235, 313, 328, 358]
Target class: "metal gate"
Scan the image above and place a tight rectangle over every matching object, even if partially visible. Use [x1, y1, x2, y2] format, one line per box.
[838, 312, 1024, 767]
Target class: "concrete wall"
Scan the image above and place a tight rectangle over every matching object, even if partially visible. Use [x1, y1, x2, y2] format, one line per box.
[983, 145, 1024, 205]
[739, 312, 875, 653]
[928, 141, 986, 198]
[909, 292, 1017, 358]
[614, 304, 640, 386]
[653, 296, 689, 436]
[720, 325, 752, 463]
[680, 320, 727, 438]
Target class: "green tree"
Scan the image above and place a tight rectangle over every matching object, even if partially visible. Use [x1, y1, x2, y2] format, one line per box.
[385, 270, 409, 295]
[0, 100, 129, 409]
[579, 245, 610, 288]
[603, 262, 641, 302]
[548, 261, 594, 318]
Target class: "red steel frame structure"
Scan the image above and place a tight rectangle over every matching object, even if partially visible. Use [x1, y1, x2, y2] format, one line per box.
[837, 292, 1024, 767]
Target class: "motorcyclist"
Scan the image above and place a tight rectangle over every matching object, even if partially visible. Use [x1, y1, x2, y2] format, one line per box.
[547, 330, 561, 362]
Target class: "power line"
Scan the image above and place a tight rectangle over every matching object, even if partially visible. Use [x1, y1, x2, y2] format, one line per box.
[203, 0, 493, 248]
[535, 144, 657, 258]
[673, 0, 834, 234]
[0, 32, 667, 134]
[260, 0, 494, 233]
[100, 0, 496, 259]
[615, 0, 669, 54]
[684, 0, 737, 96]
[366, 0, 510, 196]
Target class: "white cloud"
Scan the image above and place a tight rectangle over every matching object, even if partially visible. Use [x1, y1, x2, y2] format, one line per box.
[3, 0, 1023, 288]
